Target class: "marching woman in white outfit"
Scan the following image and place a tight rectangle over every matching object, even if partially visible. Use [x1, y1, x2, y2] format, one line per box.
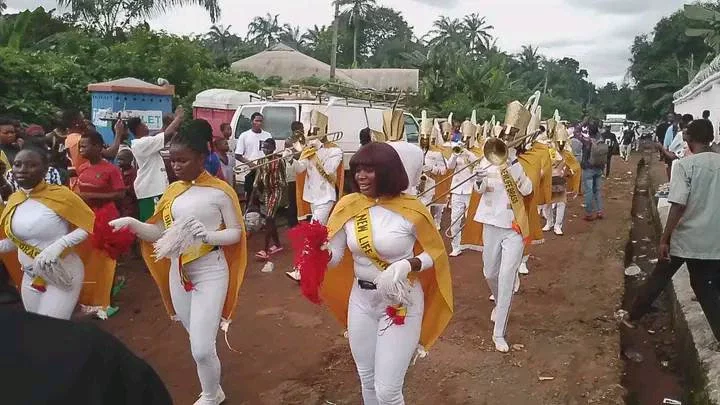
[319, 142, 453, 405]
[0, 146, 115, 320]
[110, 128, 247, 405]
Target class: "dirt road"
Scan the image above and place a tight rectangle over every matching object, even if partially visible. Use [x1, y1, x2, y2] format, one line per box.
[101, 156, 638, 404]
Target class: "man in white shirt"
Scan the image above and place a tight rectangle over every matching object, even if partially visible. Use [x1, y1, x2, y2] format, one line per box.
[382, 110, 424, 196]
[127, 106, 183, 221]
[234, 112, 272, 199]
[445, 121, 479, 257]
[417, 113, 448, 228]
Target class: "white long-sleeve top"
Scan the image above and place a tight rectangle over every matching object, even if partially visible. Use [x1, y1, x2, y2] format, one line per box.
[0, 198, 88, 268]
[424, 149, 447, 176]
[473, 157, 533, 230]
[328, 205, 433, 282]
[296, 145, 343, 205]
[446, 147, 479, 195]
[388, 141, 424, 196]
[131, 185, 242, 247]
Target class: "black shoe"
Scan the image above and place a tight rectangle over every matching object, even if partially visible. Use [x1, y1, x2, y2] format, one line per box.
[0, 287, 20, 305]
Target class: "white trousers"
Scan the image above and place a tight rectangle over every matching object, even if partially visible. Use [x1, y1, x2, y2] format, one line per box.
[170, 250, 229, 397]
[21, 254, 84, 320]
[620, 144, 632, 160]
[311, 201, 335, 225]
[542, 202, 566, 229]
[430, 204, 444, 229]
[348, 281, 424, 405]
[482, 224, 524, 338]
[449, 193, 471, 249]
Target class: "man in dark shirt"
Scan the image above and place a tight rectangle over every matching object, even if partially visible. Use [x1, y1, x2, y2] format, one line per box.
[602, 126, 618, 176]
[621, 123, 636, 162]
[656, 112, 675, 146]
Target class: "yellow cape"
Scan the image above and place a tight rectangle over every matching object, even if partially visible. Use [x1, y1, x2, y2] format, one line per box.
[321, 193, 453, 349]
[460, 145, 549, 250]
[140, 171, 248, 321]
[0, 182, 116, 308]
[562, 150, 582, 194]
[519, 142, 552, 244]
[296, 142, 345, 221]
[425, 145, 452, 205]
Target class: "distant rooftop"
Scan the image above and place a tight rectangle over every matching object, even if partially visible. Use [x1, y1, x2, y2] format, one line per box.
[88, 77, 175, 96]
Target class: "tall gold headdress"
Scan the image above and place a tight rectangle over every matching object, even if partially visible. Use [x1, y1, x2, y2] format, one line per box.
[440, 112, 454, 142]
[502, 101, 531, 139]
[310, 109, 329, 138]
[419, 110, 434, 150]
[460, 120, 477, 149]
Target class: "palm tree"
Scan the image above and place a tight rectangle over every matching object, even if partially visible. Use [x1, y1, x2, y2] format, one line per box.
[205, 24, 233, 53]
[303, 25, 326, 49]
[280, 24, 304, 49]
[57, 0, 220, 38]
[518, 45, 541, 71]
[427, 16, 464, 51]
[684, 4, 720, 53]
[247, 13, 282, 48]
[462, 13, 493, 54]
[334, 0, 377, 67]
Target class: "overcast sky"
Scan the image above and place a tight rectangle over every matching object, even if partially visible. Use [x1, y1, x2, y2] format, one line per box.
[8, 0, 688, 84]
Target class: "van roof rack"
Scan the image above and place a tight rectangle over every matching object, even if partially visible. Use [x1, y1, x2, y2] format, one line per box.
[251, 83, 412, 108]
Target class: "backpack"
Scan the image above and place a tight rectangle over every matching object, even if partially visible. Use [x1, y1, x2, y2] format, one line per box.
[588, 138, 609, 167]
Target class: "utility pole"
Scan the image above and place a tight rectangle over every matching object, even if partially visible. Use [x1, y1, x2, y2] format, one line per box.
[330, 1, 339, 79]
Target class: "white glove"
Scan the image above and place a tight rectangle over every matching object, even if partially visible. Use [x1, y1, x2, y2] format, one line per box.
[186, 218, 209, 243]
[35, 240, 67, 268]
[374, 259, 413, 305]
[109, 217, 139, 232]
[308, 139, 323, 150]
[507, 147, 518, 161]
[474, 165, 488, 179]
[281, 148, 294, 159]
[422, 164, 433, 173]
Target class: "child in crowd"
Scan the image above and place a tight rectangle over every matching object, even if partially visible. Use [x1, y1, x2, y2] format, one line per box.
[75, 130, 125, 213]
[116, 148, 138, 219]
[252, 138, 286, 260]
[214, 136, 235, 186]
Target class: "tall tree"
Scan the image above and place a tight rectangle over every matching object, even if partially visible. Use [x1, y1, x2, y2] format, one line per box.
[462, 13, 493, 55]
[335, 0, 376, 67]
[280, 24, 305, 50]
[247, 13, 282, 48]
[57, 0, 220, 38]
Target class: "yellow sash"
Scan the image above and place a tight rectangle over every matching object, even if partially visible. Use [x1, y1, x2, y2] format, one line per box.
[0, 182, 115, 307]
[295, 142, 345, 221]
[0, 150, 10, 174]
[140, 171, 248, 321]
[353, 208, 389, 271]
[500, 164, 530, 240]
[322, 193, 453, 349]
[2, 205, 47, 290]
[310, 153, 337, 186]
[161, 200, 216, 265]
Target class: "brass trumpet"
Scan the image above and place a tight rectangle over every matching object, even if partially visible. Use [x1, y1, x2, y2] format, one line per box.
[420, 131, 536, 206]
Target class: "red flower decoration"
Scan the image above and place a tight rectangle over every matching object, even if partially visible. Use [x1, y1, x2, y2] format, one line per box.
[385, 305, 407, 326]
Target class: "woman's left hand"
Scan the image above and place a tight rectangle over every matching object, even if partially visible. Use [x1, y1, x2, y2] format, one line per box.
[387, 259, 412, 283]
[187, 218, 209, 243]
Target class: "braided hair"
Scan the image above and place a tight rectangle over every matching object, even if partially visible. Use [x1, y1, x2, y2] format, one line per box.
[170, 119, 213, 156]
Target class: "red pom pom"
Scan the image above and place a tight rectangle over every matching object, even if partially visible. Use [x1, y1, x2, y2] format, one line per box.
[288, 221, 331, 304]
[91, 205, 136, 260]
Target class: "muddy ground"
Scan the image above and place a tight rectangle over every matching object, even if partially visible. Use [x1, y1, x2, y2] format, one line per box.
[98, 155, 641, 405]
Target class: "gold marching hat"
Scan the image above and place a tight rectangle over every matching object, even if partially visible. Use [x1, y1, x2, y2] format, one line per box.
[555, 123, 570, 144]
[440, 112, 454, 142]
[382, 109, 405, 142]
[527, 105, 542, 136]
[460, 120, 477, 148]
[432, 118, 444, 145]
[310, 109, 329, 137]
[503, 101, 531, 137]
[420, 110, 433, 137]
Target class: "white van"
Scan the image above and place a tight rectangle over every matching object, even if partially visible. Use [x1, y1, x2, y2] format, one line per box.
[229, 100, 420, 170]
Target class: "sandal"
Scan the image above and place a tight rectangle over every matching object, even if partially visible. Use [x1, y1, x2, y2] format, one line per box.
[255, 250, 269, 260]
[268, 245, 284, 255]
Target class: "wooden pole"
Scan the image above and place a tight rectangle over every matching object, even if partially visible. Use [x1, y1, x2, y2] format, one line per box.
[330, 1, 339, 79]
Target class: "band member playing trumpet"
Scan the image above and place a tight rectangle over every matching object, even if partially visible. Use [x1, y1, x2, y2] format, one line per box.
[472, 101, 534, 352]
[446, 120, 480, 257]
[417, 112, 448, 229]
[288, 111, 344, 281]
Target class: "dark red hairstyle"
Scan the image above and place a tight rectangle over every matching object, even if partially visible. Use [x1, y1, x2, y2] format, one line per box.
[349, 142, 409, 197]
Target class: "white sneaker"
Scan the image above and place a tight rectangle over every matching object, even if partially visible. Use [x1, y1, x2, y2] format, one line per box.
[514, 276, 520, 293]
[518, 262, 529, 275]
[493, 336, 510, 353]
[542, 223, 552, 232]
[489, 294, 495, 301]
[194, 386, 226, 405]
[285, 269, 301, 282]
[261, 262, 274, 273]
[449, 248, 463, 257]
[490, 307, 496, 323]
[553, 226, 564, 236]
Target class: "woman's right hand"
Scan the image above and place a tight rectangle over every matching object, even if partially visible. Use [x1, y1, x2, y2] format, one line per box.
[109, 217, 139, 232]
